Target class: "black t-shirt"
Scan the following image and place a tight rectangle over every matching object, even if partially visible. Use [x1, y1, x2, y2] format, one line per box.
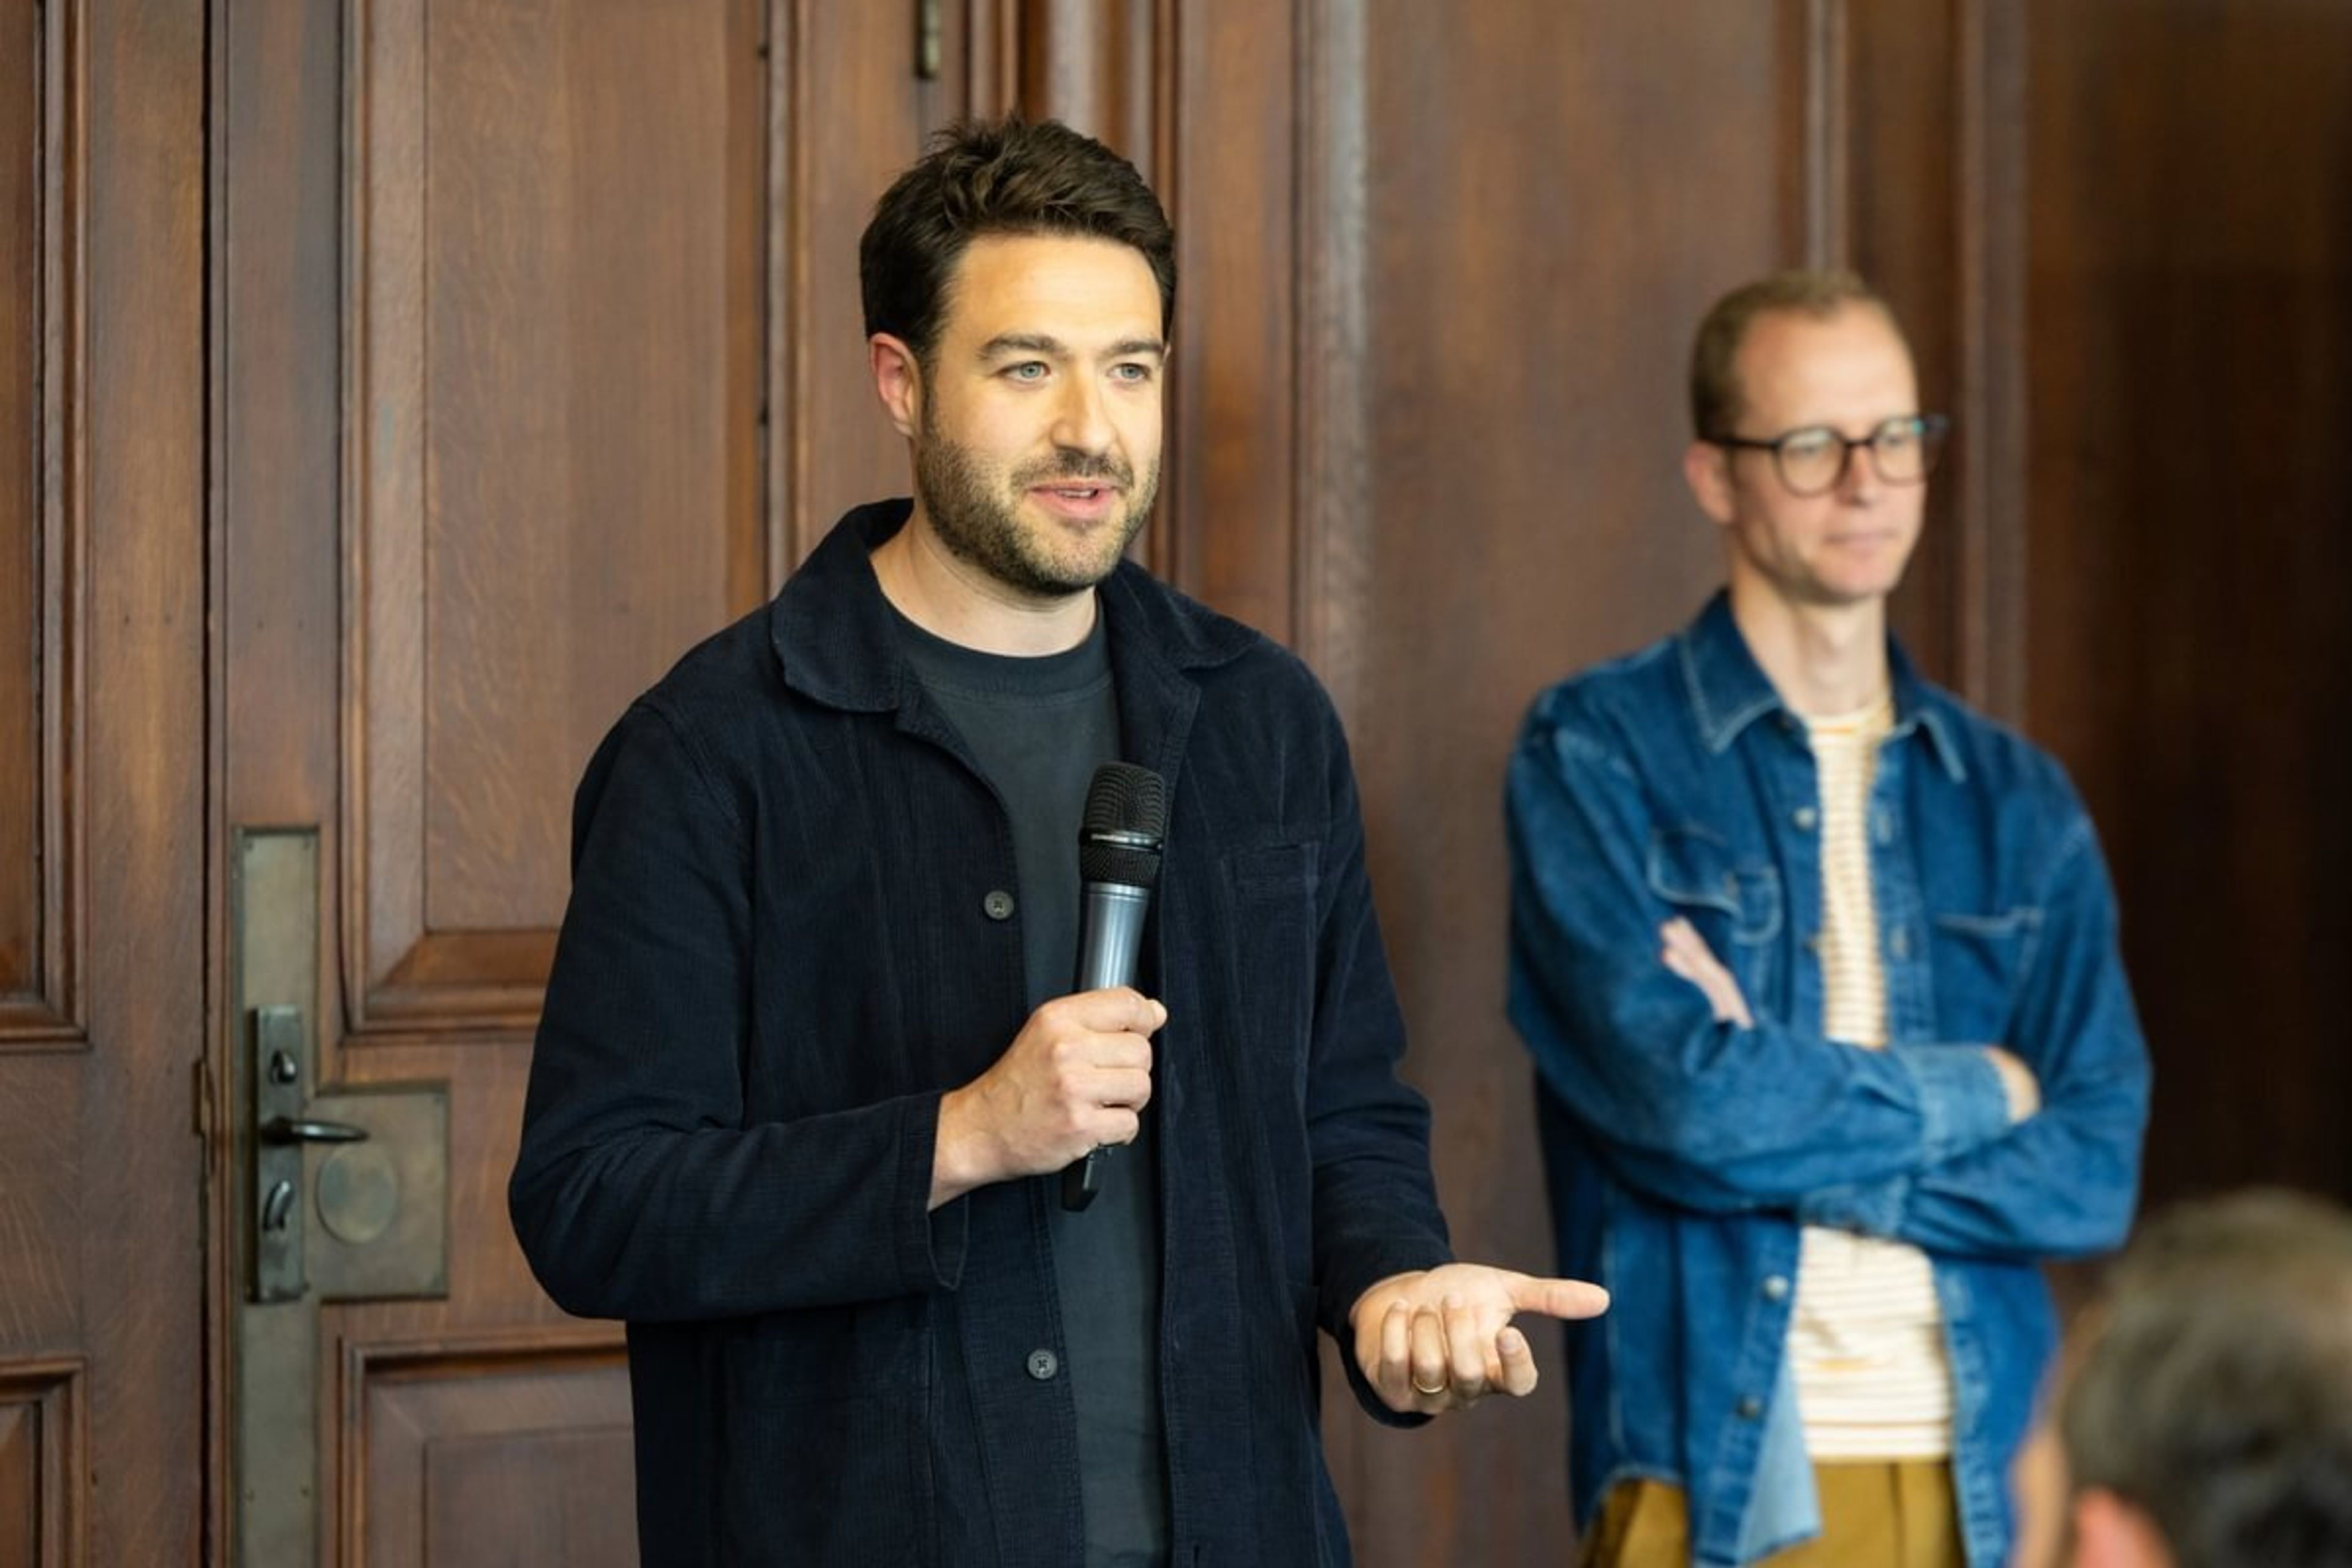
[892, 604, 1169, 1567]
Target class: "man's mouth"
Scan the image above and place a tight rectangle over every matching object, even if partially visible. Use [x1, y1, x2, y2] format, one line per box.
[1027, 481, 1123, 521]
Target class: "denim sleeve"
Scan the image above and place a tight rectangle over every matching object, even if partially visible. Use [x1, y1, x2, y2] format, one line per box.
[508, 703, 970, 1322]
[1796, 818, 2150, 1258]
[1506, 709, 2016, 1211]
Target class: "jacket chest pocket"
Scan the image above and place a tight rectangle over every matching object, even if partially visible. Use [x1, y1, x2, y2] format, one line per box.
[1223, 842, 1319, 1100]
[1646, 824, 1782, 1002]
[1928, 907, 2041, 1041]
[1646, 826, 1782, 941]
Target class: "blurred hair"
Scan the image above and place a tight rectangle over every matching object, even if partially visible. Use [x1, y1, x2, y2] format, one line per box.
[2062, 1188, 2352, 1568]
[859, 115, 1175, 371]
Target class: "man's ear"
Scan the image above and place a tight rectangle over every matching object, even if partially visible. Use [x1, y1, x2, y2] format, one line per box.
[1683, 439, 1736, 527]
[870, 333, 922, 438]
[2071, 1488, 2175, 1568]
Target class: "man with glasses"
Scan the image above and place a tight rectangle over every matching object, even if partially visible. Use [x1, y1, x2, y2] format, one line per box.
[1505, 271, 2149, 1566]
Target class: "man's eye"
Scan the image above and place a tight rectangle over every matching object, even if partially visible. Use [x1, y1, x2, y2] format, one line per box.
[1005, 362, 1048, 382]
[1110, 363, 1155, 384]
[1779, 429, 1837, 462]
[1874, 422, 1919, 454]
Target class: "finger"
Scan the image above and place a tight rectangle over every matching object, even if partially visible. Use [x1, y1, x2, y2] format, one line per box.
[1055, 988, 1169, 1035]
[1442, 1294, 1490, 1397]
[1494, 1324, 1539, 1398]
[1087, 1064, 1155, 1110]
[1409, 1305, 1449, 1401]
[1506, 1273, 1611, 1321]
[1381, 1299, 1412, 1392]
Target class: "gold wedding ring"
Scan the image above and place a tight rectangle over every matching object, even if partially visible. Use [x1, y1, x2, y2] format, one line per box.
[1411, 1374, 1447, 1396]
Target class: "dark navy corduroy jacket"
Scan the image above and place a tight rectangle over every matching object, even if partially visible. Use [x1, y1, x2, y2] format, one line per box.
[511, 500, 1452, 1566]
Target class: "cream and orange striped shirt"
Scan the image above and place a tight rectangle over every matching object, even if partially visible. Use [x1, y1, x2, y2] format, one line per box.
[1787, 694, 1954, 1461]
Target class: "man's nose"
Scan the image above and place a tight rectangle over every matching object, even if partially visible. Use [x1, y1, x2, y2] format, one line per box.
[1050, 376, 1114, 454]
[1836, 438, 1884, 500]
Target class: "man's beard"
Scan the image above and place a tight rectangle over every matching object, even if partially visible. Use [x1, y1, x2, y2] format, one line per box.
[912, 422, 1159, 597]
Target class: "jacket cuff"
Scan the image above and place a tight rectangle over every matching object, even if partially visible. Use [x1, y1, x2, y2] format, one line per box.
[1887, 1043, 2011, 1165]
[900, 1093, 970, 1291]
[1796, 1174, 1912, 1238]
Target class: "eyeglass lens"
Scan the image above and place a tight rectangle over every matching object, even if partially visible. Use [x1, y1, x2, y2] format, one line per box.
[1777, 418, 1941, 494]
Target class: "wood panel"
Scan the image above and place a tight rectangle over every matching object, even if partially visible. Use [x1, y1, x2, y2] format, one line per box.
[0, 1, 210, 1563]
[0, 0, 79, 1044]
[1320, 6, 1825, 1558]
[2024, 0, 2352, 1205]
[0, 0, 37, 1020]
[213, 3, 1025, 1562]
[349, 0, 770, 1032]
[0, 1363, 80, 1568]
[1849, 0, 2030, 721]
[775, 0, 1017, 569]
[353, 1339, 632, 1568]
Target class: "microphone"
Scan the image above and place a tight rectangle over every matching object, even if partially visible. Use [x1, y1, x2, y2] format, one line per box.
[1061, 761, 1168, 1212]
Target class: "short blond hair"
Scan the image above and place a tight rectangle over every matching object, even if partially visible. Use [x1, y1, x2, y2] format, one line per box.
[1688, 270, 1901, 439]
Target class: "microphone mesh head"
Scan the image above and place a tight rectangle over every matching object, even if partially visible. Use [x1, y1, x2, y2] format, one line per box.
[1079, 763, 1167, 888]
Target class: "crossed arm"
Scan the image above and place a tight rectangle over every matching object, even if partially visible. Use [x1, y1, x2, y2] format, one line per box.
[1507, 712, 2149, 1260]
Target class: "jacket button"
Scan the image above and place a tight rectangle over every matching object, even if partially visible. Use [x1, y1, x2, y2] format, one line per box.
[1025, 1349, 1059, 1381]
[1736, 1395, 1763, 1420]
[1889, 927, 1911, 960]
[1803, 932, 1822, 956]
[983, 890, 1016, 921]
[1792, 807, 1819, 832]
[1761, 1275, 1791, 1302]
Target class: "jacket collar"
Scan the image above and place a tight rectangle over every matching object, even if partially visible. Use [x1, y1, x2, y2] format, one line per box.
[766, 499, 1255, 713]
[1676, 589, 1966, 782]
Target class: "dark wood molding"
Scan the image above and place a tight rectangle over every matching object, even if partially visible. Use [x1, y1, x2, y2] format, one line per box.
[1951, 0, 2028, 723]
[344, 1329, 631, 1568]
[1801, 0, 1850, 266]
[1292, 0, 1370, 726]
[1, 0, 86, 1049]
[0, 1359, 85, 1568]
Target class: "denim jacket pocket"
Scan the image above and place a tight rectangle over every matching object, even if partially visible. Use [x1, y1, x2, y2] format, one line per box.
[1928, 907, 2043, 1041]
[1646, 824, 1782, 944]
[1646, 826, 1781, 1010]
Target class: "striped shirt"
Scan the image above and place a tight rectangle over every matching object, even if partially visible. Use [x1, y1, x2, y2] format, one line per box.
[1788, 693, 1954, 1460]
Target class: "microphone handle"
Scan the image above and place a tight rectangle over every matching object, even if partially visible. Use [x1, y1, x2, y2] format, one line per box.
[1063, 880, 1152, 1210]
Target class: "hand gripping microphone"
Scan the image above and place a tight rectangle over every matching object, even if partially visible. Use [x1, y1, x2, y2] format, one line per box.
[1061, 761, 1169, 1212]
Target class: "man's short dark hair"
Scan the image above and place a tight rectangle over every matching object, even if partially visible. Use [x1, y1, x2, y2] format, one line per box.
[1687, 269, 1901, 440]
[2062, 1189, 2352, 1568]
[859, 115, 1176, 371]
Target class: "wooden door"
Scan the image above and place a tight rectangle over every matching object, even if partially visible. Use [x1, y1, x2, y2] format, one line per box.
[206, 2, 1009, 1561]
[0, 3, 207, 1564]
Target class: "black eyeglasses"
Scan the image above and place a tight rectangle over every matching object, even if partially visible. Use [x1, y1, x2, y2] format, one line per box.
[1708, 413, 1951, 497]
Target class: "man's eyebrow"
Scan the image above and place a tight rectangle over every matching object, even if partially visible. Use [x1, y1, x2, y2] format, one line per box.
[976, 333, 1065, 359]
[974, 333, 1167, 361]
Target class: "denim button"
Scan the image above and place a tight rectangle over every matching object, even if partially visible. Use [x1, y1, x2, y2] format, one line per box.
[1792, 807, 1819, 832]
[1890, 927, 1911, 960]
[1803, 932, 1822, 956]
[983, 889, 1016, 921]
[1762, 1275, 1791, 1302]
[1736, 1395, 1763, 1420]
[1026, 1349, 1059, 1381]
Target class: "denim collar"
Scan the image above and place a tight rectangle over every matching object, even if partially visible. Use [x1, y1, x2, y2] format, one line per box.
[765, 498, 1255, 714]
[1676, 589, 1967, 783]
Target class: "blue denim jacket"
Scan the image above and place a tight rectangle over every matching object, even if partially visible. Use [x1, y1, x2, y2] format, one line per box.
[1505, 594, 2149, 1567]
